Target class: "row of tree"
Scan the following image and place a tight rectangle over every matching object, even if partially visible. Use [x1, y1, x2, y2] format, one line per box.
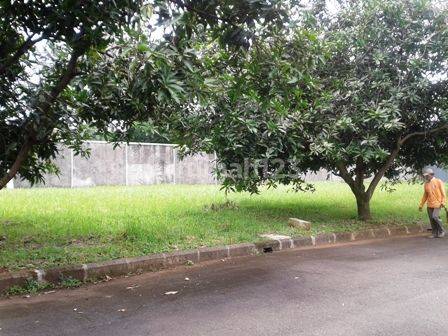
[1, 0, 447, 220]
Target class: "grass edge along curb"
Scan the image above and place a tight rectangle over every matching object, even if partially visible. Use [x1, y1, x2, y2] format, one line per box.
[0, 224, 425, 295]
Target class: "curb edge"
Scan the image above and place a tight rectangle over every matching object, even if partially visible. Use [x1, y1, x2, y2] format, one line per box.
[0, 224, 425, 294]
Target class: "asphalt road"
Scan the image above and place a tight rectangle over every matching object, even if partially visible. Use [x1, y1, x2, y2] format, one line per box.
[1, 235, 448, 336]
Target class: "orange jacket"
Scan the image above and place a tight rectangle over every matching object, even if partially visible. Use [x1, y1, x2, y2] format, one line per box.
[420, 177, 446, 208]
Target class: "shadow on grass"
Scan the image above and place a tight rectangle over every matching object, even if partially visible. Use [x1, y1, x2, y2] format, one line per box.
[217, 198, 358, 223]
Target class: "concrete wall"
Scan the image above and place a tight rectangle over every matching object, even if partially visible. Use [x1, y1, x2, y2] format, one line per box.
[431, 166, 448, 182]
[176, 152, 217, 184]
[14, 141, 217, 188]
[127, 144, 175, 185]
[13, 140, 347, 189]
[15, 146, 448, 188]
[73, 142, 127, 187]
[303, 169, 339, 182]
[14, 146, 72, 188]
[13, 140, 345, 188]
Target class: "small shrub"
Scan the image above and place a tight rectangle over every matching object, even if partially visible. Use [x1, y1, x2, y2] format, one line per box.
[3, 279, 54, 296]
[59, 277, 82, 288]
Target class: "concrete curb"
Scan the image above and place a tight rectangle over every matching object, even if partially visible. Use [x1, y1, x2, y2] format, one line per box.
[0, 224, 425, 294]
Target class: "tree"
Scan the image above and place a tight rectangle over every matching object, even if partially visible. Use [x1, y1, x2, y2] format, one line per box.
[171, 0, 448, 220]
[308, 0, 448, 220]
[0, 0, 142, 189]
[0, 0, 290, 189]
[72, 0, 297, 146]
[171, 26, 323, 193]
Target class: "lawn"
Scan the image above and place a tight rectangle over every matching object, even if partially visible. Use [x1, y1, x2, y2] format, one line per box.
[0, 182, 427, 271]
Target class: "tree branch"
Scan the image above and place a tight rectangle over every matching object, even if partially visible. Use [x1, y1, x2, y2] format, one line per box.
[0, 44, 87, 190]
[335, 162, 355, 188]
[398, 123, 448, 145]
[366, 123, 448, 197]
[166, 0, 237, 26]
[36, 47, 85, 115]
[0, 34, 46, 76]
[366, 144, 401, 198]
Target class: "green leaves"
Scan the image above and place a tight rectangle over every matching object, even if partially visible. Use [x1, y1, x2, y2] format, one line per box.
[163, 18, 326, 194]
[0, 1, 144, 187]
[165, 0, 448, 204]
[316, 0, 448, 177]
[3, 0, 448, 202]
[2, 0, 293, 187]
[157, 71, 185, 104]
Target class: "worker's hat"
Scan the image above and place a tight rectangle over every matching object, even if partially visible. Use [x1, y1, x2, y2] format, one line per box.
[422, 168, 435, 176]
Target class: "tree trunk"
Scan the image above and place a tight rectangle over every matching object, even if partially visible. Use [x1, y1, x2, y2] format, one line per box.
[0, 47, 84, 191]
[0, 140, 33, 190]
[355, 192, 371, 221]
[335, 162, 372, 221]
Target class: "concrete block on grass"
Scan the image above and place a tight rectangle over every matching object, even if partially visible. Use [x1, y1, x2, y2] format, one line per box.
[288, 218, 311, 230]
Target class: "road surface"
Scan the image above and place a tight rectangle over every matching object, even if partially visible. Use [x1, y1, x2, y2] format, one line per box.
[1, 236, 448, 336]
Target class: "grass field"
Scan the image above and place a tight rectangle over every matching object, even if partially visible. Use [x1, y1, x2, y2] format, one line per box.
[0, 182, 428, 271]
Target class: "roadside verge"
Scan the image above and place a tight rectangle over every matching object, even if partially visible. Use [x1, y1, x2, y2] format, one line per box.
[0, 224, 426, 294]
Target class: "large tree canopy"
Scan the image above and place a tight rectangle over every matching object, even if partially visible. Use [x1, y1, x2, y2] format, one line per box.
[0, 0, 291, 189]
[172, 26, 324, 193]
[171, 0, 448, 220]
[0, 0, 142, 187]
[309, 0, 448, 219]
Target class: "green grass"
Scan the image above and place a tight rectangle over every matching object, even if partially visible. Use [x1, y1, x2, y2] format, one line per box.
[0, 182, 427, 271]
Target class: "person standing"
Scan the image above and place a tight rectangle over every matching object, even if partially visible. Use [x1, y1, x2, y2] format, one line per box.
[419, 168, 446, 238]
